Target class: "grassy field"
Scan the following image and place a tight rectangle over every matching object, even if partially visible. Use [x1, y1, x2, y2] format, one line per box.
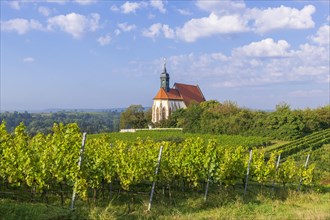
[1, 186, 329, 220]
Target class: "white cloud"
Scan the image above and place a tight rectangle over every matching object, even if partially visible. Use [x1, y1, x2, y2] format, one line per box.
[1, 18, 43, 34]
[38, 6, 51, 16]
[118, 22, 136, 32]
[150, 0, 166, 13]
[47, 13, 100, 38]
[23, 57, 35, 63]
[142, 23, 162, 39]
[110, 5, 120, 12]
[311, 25, 330, 45]
[142, 23, 175, 39]
[176, 8, 192, 16]
[156, 38, 329, 89]
[120, 1, 147, 14]
[97, 34, 111, 46]
[162, 24, 175, 39]
[233, 38, 291, 57]
[196, 0, 246, 14]
[248, 5, 315, 33]
[115, 1, 165, 14]
[176, 13, 248, 42]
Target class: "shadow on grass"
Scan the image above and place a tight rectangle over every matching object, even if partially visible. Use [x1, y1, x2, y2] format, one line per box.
[1, 182, 329, 220]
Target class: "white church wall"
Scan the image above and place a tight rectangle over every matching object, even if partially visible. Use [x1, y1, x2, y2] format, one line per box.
[152, 99, 186, 123]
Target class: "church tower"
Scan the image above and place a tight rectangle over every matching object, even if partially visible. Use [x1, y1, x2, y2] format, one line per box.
[160, 59, 170, 92]
[152, 61, 206, 124]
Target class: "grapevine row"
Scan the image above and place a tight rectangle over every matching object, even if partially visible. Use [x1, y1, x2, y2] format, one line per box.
[0, 122, 316, 202]
[267, 128, 330, 158]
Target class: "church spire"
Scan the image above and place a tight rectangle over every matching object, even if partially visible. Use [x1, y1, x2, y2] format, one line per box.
[160, 58, 170, 92]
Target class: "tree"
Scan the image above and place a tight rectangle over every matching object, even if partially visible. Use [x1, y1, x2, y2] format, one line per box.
[119, 105, 148, 129]
[182, 102, 203, 133]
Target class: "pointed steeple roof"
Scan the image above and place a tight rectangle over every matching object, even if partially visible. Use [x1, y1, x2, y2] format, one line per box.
[163, 58, 167, 73]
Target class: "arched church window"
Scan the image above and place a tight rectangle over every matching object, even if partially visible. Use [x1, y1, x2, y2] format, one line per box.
[162, 107, 166, 120]
[156, 107, 159, 122]
[175, 103, 179, 110]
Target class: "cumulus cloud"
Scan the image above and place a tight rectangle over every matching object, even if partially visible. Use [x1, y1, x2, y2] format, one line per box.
[142, 23, 175, 39]
[118, 22, 136, 32]
[311, 25, 330, 45]
[1, 18, 43, 34]
[150, 0, 166, 13]
[23, 57, 35, 63]
[176, 13, 248, 42]
[120, 1, 147, 14]
[233, 38, 291, 57]
[142, 3, 317, 42]
[47, 13, 100, 38]
[97, 34, 111, 46]
[162, 24, 175, 39]
[113, 1, 165, 14]
[142, 23, 162, 39]
[155, 38, 329, 89]
[248, 5, 315, 33]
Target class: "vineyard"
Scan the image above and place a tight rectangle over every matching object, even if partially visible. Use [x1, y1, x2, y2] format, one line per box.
[1, 122, 325, 209]
[267, 128, 330, 158]
[91, 130, 272, 147]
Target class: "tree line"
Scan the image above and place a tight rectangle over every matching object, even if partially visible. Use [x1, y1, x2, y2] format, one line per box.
[2, 101, 329, 140]
[0, 110, 120, 135]
[120, 101, 330, 140]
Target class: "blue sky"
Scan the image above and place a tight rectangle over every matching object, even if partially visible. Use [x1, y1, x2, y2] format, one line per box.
[1, 0, 329, 111]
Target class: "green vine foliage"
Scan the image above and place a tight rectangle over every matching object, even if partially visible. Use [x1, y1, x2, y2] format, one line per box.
[0, 122, 318, 200]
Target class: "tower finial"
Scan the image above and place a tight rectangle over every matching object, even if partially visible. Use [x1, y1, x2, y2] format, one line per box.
[163, 57, 166, 72]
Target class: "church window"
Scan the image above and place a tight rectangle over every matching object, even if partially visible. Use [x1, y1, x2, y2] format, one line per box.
[156, 107, 159, 122]
[162, 107, 166, 120]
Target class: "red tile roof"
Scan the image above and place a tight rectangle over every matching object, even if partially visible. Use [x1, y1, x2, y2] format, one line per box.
[154, 83, 205, 106]
[174, 83, 205, 106]
[154, 88, 183, 100]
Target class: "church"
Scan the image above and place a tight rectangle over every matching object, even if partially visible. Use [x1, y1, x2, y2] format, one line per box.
[152, 62, 206, 123]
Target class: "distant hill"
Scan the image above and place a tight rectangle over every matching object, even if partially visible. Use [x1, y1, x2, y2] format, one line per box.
[1, 107, 152, 114]
[42, 108, 127, 113]
[0, 108, 127, 114]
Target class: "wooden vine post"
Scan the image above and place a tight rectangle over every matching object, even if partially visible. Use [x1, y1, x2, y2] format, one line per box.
[70, 132, 87, 210]
[148, 145, 163, 211]
[244, 150, 253, 195]
[298, 154, 310, 192]
[272, 154, 281, 192]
